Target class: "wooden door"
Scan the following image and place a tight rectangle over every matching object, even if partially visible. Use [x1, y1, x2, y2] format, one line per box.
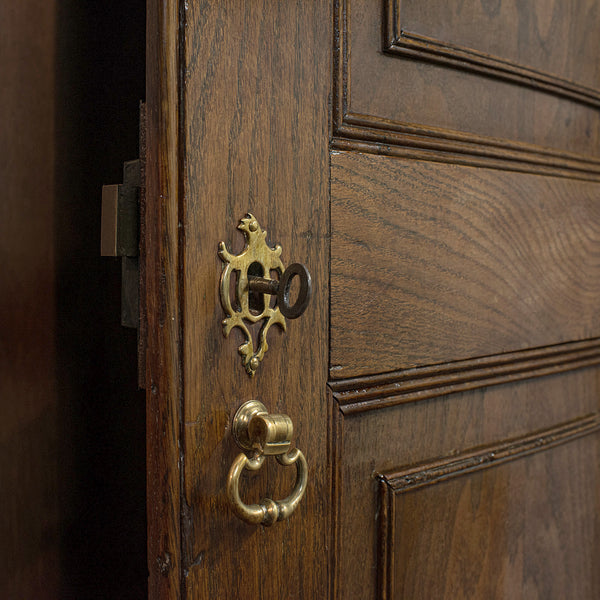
[145, 1, 600, 598]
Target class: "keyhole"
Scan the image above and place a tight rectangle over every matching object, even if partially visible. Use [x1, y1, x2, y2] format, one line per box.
[248, 262, 265, 314]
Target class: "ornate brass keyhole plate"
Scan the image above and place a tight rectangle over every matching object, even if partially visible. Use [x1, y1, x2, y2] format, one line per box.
[218, 214, 312, 376]
[218, 214, 285, 376]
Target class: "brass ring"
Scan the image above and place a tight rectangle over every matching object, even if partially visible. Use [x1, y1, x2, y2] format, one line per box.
[226, 448, 308, 526]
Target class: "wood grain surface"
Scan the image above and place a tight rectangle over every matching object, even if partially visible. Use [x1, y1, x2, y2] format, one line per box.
[380, 429, 600, 599]
[331, 152, 600, 379]
[177, 1, 330, 598]
[144, 2, 600, 598]
[146, 0, 183, 597]
[389, 0, 600, 99]
[333, 0, 600, 176]
[331, 368, 600, 599]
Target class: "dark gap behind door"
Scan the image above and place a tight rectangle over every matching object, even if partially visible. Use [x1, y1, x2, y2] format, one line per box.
[55, 1, 147, 597]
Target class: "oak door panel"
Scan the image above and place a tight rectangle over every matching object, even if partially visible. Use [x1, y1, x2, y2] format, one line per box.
[332, 369, 600, 599]
[390, 0, 600, 96]
[379, 432, 600, 599]
[331, 153, 600, 378]
[334, 0, 600, 174]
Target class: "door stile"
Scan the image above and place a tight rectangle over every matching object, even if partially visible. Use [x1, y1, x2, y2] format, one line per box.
[146, 0, 185, 597]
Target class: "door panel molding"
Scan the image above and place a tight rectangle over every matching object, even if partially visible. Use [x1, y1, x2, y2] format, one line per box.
[384, 0, 600, 107]
[378, 414, 599, 494]
[331, 339, 600, 414]
[333, 0, 600, 178]
[378, 416, 600, 598]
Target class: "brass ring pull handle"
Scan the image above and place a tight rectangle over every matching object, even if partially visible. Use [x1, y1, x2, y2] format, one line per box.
[248, 262, 312, 320]
[227, 448, 308, 526]
[226, 400, 308, 526]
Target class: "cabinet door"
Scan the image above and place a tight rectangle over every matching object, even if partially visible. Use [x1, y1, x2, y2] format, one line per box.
[146, 1, 600, 598]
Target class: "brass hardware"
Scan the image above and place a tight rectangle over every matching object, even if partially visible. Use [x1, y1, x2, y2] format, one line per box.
[227, 400, 308, 526]
[218, 214, 312, 376]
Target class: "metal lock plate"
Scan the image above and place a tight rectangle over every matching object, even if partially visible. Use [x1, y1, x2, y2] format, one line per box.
[218, 214, 312, 376]
[101, 159, 141, 329]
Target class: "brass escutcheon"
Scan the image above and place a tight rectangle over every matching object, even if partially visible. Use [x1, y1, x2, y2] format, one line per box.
[218, 214, 312, 376]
